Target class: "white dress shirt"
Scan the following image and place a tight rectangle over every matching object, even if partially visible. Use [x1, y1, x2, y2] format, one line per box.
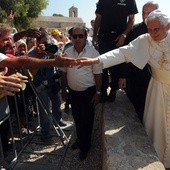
[62, 44, 102, 91]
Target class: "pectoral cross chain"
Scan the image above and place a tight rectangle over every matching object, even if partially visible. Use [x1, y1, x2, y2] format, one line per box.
[158, 52, 168, 70]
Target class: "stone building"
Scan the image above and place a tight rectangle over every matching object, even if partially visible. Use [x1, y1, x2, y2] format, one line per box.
[33, 6, 85, 34]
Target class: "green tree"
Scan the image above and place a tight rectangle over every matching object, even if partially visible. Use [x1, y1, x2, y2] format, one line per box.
[0, 0, 49, 30]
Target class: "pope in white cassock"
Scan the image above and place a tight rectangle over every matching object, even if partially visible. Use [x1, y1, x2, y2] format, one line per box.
[76, 10, 170, 168]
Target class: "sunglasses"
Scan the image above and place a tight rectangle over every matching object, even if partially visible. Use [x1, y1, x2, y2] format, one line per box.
[72, 34, 85, 39]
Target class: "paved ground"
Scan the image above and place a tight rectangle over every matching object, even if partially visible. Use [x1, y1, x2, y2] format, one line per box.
[3, 89, 164, 170]
[2, 99, 102, 170]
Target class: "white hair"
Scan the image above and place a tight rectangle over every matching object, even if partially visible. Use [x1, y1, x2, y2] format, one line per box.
[145, 9, 170, 26]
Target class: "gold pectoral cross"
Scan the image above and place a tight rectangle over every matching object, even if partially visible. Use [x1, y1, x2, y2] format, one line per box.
[158, 52, 168, 70]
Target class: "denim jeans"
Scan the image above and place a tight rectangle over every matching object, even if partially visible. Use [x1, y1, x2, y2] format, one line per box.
[38, 87, 62, 137]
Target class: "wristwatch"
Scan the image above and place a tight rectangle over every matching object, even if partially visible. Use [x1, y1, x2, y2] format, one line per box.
[96, 91, 101, 95]
[122, 33, 127, 38]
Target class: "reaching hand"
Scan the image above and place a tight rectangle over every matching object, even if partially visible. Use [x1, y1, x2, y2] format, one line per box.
[55, 54, 77, 67]
[0, 67, 28, 96]
[26, 29, 41, 38]
[7, 10, 15, 23]
[76, 57, 99, 68]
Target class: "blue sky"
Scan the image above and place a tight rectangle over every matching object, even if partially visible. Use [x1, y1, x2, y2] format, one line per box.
[42, 0, 170, 28]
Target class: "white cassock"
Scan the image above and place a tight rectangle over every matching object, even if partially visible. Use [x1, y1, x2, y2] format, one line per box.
[99, 32, 170, 168]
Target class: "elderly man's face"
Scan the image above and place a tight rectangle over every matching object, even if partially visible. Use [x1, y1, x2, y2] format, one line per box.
[0, 31, 14, 54]
[71, 28, 87, 49]
[147, 19, 169, 42]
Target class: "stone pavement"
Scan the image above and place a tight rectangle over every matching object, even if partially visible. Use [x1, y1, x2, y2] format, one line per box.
[2, 90, 166, 170]
[102, 90, 165, 170]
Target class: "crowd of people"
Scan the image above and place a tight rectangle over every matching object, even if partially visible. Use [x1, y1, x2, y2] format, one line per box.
[0, 25, 76, 154]
[0, 0, 170, 169]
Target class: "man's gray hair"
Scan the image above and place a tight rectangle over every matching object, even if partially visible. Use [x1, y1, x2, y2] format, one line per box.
[145, 9, 170, 26]
[143, 1, 159, 9]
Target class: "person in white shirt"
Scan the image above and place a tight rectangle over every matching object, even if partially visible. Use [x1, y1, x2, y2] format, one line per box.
[61, 26, 102, 161]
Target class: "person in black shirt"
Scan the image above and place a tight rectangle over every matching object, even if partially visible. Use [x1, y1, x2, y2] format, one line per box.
[93, 0, 138, 102]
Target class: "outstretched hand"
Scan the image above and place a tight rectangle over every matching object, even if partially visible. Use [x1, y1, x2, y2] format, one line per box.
[55, 53, 77, 67]
[26, 29, 41, 38]
[54, 52, 100, 68]
[7, 10, 15, 23]
[76, 57, 99, 68]
[0, 67, 28, 96]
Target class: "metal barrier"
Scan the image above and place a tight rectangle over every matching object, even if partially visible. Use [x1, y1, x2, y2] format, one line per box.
[0, 75, 70, 169]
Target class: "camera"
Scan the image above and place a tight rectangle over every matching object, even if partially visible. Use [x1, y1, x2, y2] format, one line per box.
[44, 43, 58, 54]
